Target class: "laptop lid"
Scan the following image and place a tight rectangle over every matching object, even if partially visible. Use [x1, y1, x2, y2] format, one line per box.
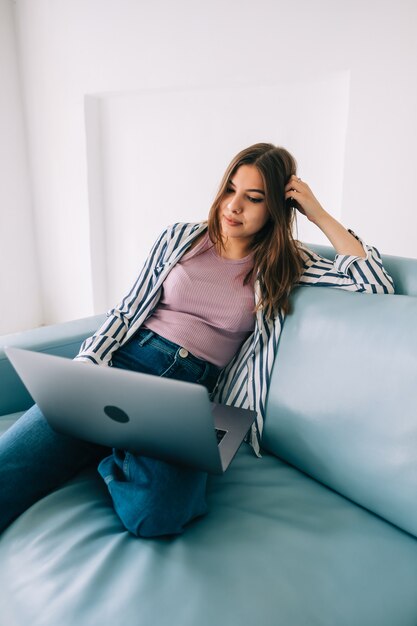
[5, 347, 256, 474]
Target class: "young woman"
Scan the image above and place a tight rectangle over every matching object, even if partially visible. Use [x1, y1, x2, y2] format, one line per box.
[0, 143, 395, 538]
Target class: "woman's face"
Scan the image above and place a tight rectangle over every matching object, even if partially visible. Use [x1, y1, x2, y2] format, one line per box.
[219, 165, 270, 243]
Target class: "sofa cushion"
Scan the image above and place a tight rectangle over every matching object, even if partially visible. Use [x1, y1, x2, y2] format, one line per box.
[263, 285, 417, 537]
[1, 442, 417, 626]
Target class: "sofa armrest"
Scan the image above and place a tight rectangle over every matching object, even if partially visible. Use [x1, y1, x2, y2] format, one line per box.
[0, 314, 106, 416]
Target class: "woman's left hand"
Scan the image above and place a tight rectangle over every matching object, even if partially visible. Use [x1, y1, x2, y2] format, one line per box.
[284, 175, 326, 224]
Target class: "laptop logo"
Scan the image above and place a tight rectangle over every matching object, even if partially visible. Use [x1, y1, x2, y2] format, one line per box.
[104, 405, 130, 423]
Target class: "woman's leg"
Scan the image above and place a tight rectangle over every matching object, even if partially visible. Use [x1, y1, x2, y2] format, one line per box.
[98, 329, 221, 538]
[98, 451, 209, 538]
[0, 403, 108, 533]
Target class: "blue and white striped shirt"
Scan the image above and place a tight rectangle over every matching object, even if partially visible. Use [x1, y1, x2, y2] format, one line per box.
[74, 221, 395, 458]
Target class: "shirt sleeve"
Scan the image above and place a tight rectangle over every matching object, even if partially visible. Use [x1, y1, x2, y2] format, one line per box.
[73, 225, 171, 365]
[297, 229, 395, 294]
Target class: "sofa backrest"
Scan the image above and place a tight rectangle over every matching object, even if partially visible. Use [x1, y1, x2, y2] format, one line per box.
[262, 283, 417, 538]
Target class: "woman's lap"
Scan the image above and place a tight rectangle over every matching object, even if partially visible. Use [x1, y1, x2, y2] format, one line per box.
[98, 450, 208, 537]
[100, 328, 220, 537]
[0, 329, 221, 537]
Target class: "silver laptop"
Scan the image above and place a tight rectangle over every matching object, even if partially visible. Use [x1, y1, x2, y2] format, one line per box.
[5, 346, 256, 474]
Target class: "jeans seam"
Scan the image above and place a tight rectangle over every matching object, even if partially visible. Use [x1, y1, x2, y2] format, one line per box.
[159, 358, 181, 378]
[123, 452, 131, 479]
[148, 341, 177, 358]
[196, 362, 210, 385]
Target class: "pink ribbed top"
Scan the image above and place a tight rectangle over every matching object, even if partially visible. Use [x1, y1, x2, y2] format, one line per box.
[143, 229, 256, 368]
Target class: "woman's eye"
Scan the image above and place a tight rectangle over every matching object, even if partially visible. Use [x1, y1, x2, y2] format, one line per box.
[225, 188, 263, 203]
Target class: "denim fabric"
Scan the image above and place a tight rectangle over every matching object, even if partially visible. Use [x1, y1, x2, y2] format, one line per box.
[0, 329, 222, 538]
[0, 403, 109, 534]
[98, 328, 222, 537]
[110, 328, 221, 392]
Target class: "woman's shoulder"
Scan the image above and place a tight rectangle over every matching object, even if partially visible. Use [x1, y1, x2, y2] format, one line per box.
[293, 238, 316, 263]
[164, 220, 207, 234]
[161, 220, 208, 244]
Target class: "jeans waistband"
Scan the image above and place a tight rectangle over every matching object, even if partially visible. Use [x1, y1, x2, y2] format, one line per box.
[134, 328, 222, 376]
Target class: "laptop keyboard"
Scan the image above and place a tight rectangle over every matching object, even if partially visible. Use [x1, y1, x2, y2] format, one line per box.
[215, 428, 227, 445]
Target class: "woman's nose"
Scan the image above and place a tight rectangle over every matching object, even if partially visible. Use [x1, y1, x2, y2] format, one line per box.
[227, 199, 243, 213]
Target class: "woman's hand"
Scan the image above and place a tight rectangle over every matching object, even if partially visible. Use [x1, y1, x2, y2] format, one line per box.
[284, 175, 326, 224]
[285, 175, 367, 257]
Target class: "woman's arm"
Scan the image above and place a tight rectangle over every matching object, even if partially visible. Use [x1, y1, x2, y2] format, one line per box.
[309, 208, 367, 258]
[73, 225, 171, 365]
[297, 233, 395, 294]
[285, 175, 395, 294]
[286, 174, 365, 256]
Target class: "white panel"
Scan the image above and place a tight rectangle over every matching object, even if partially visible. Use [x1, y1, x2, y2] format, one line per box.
[86, 72, 350, 310]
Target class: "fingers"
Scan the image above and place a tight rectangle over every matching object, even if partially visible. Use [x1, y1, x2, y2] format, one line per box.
[284, 175, 307, 213]
[284, 174, 304, 193]
[285, 179, 301, 201]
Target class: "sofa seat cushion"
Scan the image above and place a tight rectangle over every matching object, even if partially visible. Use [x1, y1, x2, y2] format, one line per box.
[1, 443, 417, 626]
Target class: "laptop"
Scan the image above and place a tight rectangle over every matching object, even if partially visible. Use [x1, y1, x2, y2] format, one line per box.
[4, 346, 257, 475]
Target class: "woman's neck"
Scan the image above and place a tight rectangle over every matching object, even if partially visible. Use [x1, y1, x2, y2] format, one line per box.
[215, 237, 252, 260]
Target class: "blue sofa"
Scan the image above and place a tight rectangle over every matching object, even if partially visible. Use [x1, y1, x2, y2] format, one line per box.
[1, 244, 417, 626]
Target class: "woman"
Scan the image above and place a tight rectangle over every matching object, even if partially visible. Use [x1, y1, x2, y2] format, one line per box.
[0, 143, 395, 538]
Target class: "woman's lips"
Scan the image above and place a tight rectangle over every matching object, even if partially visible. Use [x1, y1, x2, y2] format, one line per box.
[224, 215, 242, 226]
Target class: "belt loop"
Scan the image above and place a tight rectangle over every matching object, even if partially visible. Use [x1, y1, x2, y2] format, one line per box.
[137, 329, 154, 347]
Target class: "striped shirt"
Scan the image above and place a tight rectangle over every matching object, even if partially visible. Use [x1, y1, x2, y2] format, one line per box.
[74, 221, 396, 458]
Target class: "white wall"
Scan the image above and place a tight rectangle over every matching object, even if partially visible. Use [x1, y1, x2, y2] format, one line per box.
[7, 0, 417, 330]
[86, 73, 351, 310]
[0, 0, 41, 334]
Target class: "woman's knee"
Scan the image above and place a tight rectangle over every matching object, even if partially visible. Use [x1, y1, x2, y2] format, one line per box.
[98, 451, 209, 537]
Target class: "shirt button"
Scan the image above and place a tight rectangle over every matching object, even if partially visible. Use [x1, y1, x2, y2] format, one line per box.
[179, 348, 189, 358]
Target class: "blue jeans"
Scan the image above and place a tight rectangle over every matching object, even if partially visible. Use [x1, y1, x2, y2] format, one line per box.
[0, 329, 221, 538]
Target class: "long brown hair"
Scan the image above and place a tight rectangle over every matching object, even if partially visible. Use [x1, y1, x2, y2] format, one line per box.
[206, 142, 305, 319]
